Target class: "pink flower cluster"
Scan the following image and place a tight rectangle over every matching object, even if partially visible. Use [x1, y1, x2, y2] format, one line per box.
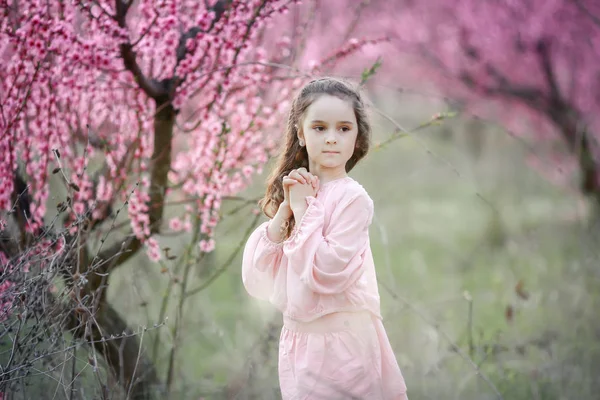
[268, 0, 600, 192]
[0, 0, 389, 267]
[0, 0, 300, 262]
[385, 0, 600, 166]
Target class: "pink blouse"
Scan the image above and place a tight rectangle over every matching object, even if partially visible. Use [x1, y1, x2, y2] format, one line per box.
[242, 176, 382, 322]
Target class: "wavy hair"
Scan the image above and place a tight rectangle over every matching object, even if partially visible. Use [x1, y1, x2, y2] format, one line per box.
[258, 77, 372, 236]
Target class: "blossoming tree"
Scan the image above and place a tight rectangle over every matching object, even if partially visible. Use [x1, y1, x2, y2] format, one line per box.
[382, 0, 600, 212]
[0, 0, 390, 397]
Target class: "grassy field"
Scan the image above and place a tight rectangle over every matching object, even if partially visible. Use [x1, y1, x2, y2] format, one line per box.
[7, 93, 597, 399]
[103, 93, 600, 400]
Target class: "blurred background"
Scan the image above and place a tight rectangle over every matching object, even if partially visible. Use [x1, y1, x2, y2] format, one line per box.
[1, 1, 599, 399]
[111, 90, 596, 400]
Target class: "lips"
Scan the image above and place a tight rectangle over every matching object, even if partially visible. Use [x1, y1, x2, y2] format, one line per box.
[323, 151, 339, 154]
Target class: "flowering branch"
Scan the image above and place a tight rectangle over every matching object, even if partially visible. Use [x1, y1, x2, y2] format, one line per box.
[115, 1, 166, 99]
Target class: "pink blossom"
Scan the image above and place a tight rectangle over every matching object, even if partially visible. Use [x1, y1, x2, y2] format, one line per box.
[199, 239, 215, 253]
[169, 218, 183, 232]
[145, 237, 162, 262]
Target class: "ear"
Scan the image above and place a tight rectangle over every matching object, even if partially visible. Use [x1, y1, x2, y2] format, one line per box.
[295, 124, 304, 141]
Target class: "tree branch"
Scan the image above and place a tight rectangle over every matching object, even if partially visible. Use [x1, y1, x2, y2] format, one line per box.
[459, 68, 544, 107]
[93, 99, 176, 278]
[95, 1, 227, 275]
[92, 1, 236, 270]
[11, 172, 33, 232]
[115, 0, 166, 99]
[531, 36, 595, 198]
[573, 0, 600, 28]
[340, 0, 369, 44]
[535, 38, 561, 101]
[93, 234, 142, 282]
[173, 0, 233, 87]
[119, 42, 166, 99]
[184, 213, 261, 298]
[463, 30, 600, 210]
[95, 0, 271, 277]
[175, 0, 232, 63]
[61, 295, 161, 400]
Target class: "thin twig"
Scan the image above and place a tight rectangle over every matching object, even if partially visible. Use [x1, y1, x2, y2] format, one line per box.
[184, 212, 261, 298]
[125, 326, 146, 400]
[380, 281, 503, 399]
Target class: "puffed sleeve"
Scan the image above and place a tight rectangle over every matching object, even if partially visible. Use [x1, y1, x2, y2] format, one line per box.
[241, 221, 284, 301]
[283, 190, 373, 295]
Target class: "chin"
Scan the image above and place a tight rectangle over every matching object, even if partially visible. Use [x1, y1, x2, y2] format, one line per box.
[319, 161, 341, 169]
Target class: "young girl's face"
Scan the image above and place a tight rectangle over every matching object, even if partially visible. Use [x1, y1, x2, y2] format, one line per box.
[299, 94, 358, 175]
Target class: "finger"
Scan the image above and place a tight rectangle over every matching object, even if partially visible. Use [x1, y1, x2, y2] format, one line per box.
[289, 171, 307, 185]
[284, 172, 300, 182]
[297, 169, 313, 184]
[289, 174, 305, 185]
[296, 168, 309, 177]
[282, 177, 298, 187]
[296, 168, 311, 180]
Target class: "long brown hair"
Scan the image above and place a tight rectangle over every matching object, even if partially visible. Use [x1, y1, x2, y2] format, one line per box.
[258, 77, 372, 235]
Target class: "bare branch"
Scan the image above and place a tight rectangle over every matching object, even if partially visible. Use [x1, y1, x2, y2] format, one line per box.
[380, 281, 504, 400]
[573, 0, 600, 27]
[341, 0, 369, 44]
[61, 295, 161, 399]
[184, 213, 261, 298]
[535, 38, 561, 102]
[94, 234, 142, 277]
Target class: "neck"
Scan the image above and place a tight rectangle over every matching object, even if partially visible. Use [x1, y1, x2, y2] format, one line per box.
[308, 162, 347, 185]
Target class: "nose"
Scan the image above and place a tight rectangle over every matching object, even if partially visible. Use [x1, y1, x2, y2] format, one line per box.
[325, 131, 337, 144]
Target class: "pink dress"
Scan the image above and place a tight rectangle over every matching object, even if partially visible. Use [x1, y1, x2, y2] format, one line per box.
[242, 176, 408, 400]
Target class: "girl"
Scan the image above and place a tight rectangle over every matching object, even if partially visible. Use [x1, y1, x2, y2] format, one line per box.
[242, 77, 408, 400]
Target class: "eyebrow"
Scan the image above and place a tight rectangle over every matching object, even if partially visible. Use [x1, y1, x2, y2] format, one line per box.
[310, 120, 354, 125]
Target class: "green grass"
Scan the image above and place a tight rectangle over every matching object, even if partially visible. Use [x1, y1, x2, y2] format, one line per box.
[13, 102, 598, 399]
[107, 119, 600, 399]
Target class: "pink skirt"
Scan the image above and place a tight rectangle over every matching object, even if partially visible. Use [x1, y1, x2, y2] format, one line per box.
[278, 311, 408, 400]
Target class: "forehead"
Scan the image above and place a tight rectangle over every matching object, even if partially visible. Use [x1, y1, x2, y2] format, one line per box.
[304, 94, 356, 123]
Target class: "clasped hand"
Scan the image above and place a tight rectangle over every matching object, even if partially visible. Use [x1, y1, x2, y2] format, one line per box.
[281, 167, 319, 217]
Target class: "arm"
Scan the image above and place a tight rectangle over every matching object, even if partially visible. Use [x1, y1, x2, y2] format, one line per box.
[241, 219, 285, 301]
[283, 191, 373, 295]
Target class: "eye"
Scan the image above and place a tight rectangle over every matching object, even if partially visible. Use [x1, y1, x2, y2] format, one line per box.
[313, 126, 325, 132]
[340, 126, 351, 132]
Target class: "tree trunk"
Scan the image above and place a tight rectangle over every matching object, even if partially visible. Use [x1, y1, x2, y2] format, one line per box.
[65, 101, 176, 398]
[552, 108, 600, 213]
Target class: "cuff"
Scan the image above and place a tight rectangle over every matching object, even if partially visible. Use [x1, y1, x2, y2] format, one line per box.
[261, 221, 284, 250]
[284, 196, 323, 246]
